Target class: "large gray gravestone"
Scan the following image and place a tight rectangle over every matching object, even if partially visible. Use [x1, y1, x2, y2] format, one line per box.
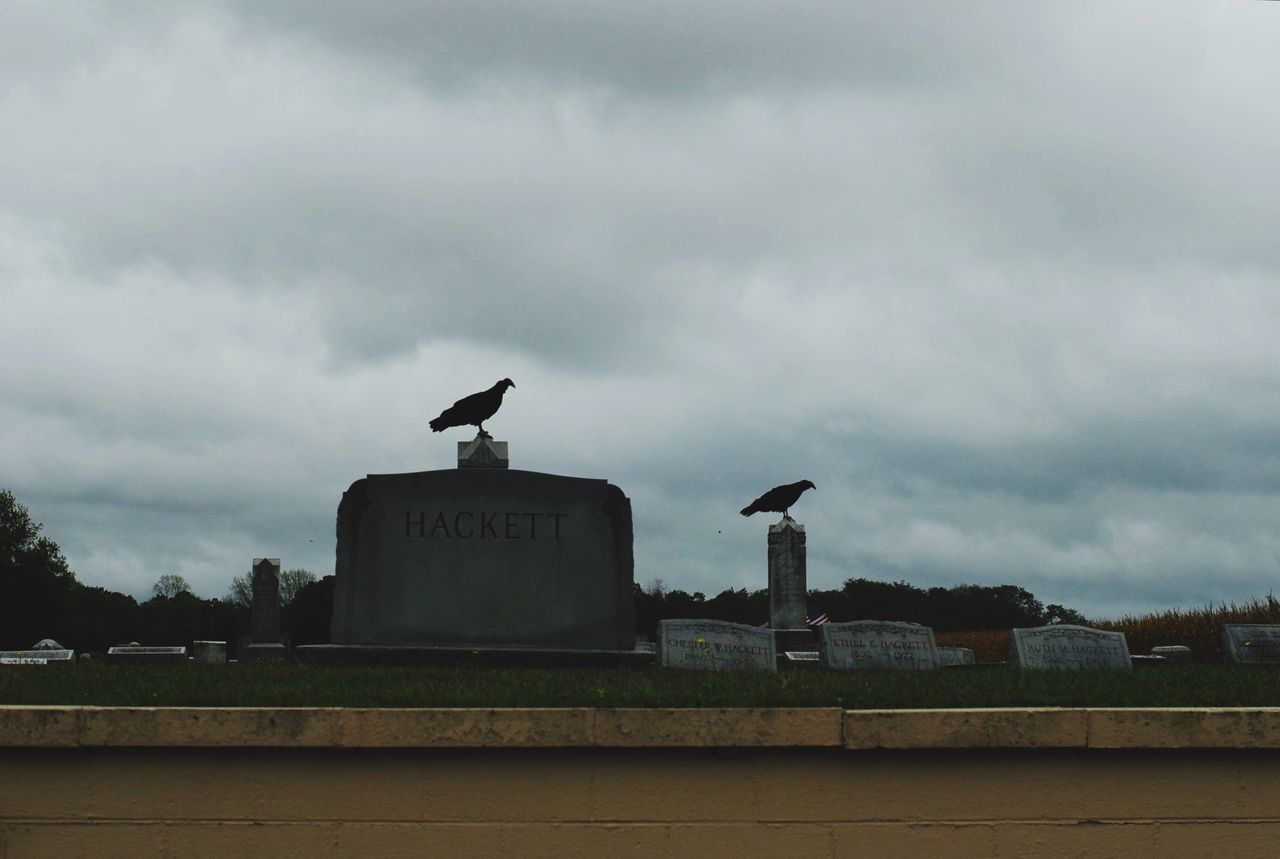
[657, 619, 776, 672]
[1011, 624, 1131, 670]
[817, 621, 941, 670]
[331, 468, 635, 650]
[1222, 624, 1280, 665]
[768, 518, 806, 629]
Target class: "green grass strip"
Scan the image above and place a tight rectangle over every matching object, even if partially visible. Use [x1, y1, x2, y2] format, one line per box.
[5, 664, 1280, 709]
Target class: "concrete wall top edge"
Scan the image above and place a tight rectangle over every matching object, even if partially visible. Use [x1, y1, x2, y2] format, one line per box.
[6, 706, 1280, 750]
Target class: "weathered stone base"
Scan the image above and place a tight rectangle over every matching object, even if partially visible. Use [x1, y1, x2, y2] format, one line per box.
[772, 628, 815, 652]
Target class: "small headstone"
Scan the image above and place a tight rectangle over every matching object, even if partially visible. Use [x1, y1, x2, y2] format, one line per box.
[106, 646, 188, 663]
[1011, 624, 1131, 670]
[192, 640, 228, 664]
[657, 619, 776, 672]
[937, 646, 975, 666]
[1221, 625, 1280, 665]
[1151, 645, 1192, 663]
[817, 621, 941, 670]
[0, 648, 75, 665]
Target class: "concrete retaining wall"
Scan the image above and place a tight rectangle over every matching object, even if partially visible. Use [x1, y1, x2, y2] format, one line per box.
[4, 707, 1280, 857]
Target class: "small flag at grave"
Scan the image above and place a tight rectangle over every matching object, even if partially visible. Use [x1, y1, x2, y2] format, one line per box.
[806, 609, 829, 627]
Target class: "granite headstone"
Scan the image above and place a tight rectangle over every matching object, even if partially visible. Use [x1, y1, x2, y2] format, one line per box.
[1221, 624, 1280, 665]
[817, 621, 941, 670]
[657, 619, 777, 672]
[331, 468, 635, 650]
[1011, 624, 1131, 670]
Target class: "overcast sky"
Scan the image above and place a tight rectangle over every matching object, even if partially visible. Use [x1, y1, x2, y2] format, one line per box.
[3, 2, 1279, 619]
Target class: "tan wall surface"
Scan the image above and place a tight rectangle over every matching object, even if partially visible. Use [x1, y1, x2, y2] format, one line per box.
[5, 708, 1280, 858]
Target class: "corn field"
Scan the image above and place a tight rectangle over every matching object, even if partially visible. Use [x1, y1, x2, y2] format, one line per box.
[936, 595, 1280, 663]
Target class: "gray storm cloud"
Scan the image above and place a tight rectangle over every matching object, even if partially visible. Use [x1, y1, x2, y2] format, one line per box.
[2, 1, 1278, 617]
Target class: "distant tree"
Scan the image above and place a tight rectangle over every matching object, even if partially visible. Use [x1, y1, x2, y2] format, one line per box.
[61, 586, 139, 652]
[0, 489, 79, 648]
[226, 573, 252, 609]
[139, 588, 243, 649]
[226, 567, 317, 608]
[152, 574, 192, 599]
[283, 575, 335, 644]
[1044, 603, 1088, 625]
[280, 568, 317, 605]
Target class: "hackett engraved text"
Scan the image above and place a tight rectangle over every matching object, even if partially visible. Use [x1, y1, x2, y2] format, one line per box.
[405, 510, 568, 540]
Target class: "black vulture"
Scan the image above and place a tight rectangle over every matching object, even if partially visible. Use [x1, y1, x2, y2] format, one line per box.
[428, 378, 515, 437]
[739, 480, 816, 519]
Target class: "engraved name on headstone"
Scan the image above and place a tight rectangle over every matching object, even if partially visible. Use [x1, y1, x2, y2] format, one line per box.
[1221, 624, 1280, 665]
[657, 619, 777, 672]
[1011, 624, 1131, 670]
[332, 468, 635, 650]
[817, 621, 941, 670]
[0, 649, 74, 665]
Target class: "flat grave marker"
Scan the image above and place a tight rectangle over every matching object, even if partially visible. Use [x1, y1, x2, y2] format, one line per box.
[107, 646, 188, 664]
[0, 649, 74, 665]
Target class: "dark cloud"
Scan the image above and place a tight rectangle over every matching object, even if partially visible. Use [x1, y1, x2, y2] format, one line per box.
[2, 2, 1279, 618]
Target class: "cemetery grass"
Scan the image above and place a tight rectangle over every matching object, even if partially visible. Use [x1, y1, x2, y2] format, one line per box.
[8, 663, 1280, 708]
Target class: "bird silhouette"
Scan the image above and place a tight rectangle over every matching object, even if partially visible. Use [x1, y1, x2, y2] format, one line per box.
[740, 480, 816, 519]
[428, 378, 515, 438]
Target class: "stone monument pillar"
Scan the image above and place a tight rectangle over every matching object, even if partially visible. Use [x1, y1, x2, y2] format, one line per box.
[244, 557, 287, 663]
[458, 434, 509, 468]
[768, 518, 811, 652]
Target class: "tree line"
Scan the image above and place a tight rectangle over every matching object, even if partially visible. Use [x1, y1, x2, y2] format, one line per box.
[0, 489, 333, 654]
[634, 578, 1086, 635]
[3, 487, 1087, 653]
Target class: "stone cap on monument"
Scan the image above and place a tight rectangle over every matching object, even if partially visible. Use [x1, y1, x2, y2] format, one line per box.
[768, 517, 805, 535]
[458, 436, 509, 469]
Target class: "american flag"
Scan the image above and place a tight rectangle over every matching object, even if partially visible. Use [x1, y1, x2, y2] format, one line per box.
[806, 609, 829, 627]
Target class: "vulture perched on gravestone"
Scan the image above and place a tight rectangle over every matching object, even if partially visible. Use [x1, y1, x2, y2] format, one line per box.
[740, 480, 816, 519]
[429, 378, 515, 437]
